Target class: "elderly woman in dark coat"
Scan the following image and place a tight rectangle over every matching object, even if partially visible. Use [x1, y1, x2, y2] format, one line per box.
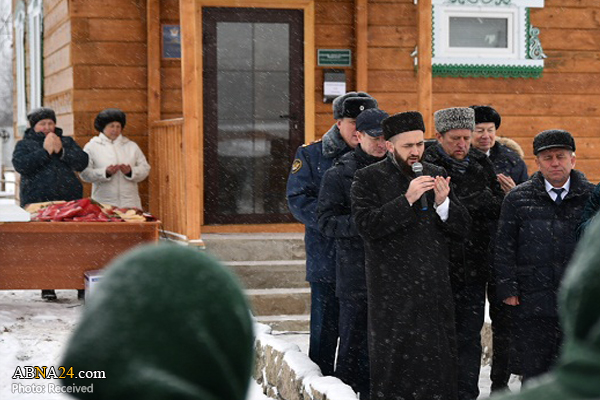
[12, 107, 88, 207]
[12, 107, 88, 301]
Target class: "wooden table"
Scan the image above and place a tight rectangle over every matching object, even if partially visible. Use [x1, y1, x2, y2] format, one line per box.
[0, 221, 160, 290]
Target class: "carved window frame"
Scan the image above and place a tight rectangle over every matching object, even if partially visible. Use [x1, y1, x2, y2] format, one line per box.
[27, 0, 43, 110]
[14, 2, 27, 134]
[430, 0, 545, 78]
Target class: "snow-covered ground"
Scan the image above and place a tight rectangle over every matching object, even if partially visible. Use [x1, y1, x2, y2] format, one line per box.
[0, 290, 519, 400]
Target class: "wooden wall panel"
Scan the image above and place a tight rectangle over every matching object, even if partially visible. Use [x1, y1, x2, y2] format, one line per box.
[43, 20, 70, 57]
[70, 0, 144, 18]
[74, 66, 147, 90]
[158, 0, 182, 118]
[44, 0, 69, 35]
[69, 0, 149, 207]
[45, 67, 74, 97]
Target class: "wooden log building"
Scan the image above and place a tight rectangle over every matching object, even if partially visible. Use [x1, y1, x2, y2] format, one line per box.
[12, 0, 600, 244]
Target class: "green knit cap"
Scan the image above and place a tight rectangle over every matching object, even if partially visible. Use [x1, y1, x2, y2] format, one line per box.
[60, 243, 254, 400]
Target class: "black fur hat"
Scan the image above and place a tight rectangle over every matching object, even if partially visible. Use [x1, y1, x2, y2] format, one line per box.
[470, 105, 501, 129]
[94, 108, 127, 133]
[533, 129, 576, 155]
[382, 111, 426, 141]
[340, 97, 378, 119]
[332, 92, 376, 119]
[27, 107, 56, 128]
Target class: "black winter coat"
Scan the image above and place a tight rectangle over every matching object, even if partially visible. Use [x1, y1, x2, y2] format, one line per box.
[317, 145, 385, 297]
[494, 170, 594, 319]
[351, 155, 471, 400]
[13, 128, 89, 207]
[424, 144, 504, 285]
[489, 142, 529, 185]
[576, 182, 600, 239]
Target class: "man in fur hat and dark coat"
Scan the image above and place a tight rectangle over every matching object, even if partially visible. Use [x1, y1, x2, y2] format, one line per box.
[351, 111, 470, 400]
[494, 129, 594, 382]
[286, 92, 377, 376]
[469, 105, 528, 393]
[317, 108, 389, 398]
[423, 107, 505, 400]
[470, 105, 528, 193]
[12, 107, 89, 301]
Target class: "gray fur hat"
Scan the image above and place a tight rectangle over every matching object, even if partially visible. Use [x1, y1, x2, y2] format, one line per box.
[332, 91, 376, 119]
[434, 107, 475, 134]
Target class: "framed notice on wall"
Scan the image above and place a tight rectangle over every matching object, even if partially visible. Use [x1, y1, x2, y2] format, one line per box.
[162, 24, 181, 59]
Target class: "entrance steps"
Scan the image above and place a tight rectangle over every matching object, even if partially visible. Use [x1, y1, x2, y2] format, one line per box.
[202, 233, 310, 331]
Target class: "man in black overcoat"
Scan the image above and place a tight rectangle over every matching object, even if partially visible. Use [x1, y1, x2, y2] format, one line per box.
[351, 111, 471, 400]
[494, 129, 594, 382]
[469, 105, 529, 392]
[423, 107, 504, 400]
[317, 108, 389, 399]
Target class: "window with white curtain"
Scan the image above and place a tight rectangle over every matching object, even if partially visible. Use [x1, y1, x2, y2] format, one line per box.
[425, 0, 546, 78]
[14, 1, 27, 134]
[27, 0, 43, 110]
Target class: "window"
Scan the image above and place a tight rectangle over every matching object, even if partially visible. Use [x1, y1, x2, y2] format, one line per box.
[427, 0, 545, 78]
[27, 0, 43, 110]
[14, 2, 27, 134]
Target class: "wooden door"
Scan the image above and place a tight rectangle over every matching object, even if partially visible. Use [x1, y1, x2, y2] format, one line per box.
[203, 7, 304, 225]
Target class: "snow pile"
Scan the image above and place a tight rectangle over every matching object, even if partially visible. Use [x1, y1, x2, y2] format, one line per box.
[254, 323, 358, 400]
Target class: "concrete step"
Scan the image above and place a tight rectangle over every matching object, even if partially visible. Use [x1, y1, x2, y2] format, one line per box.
[202, 233, 306, 262]
[246, 288, 311, 316]
[227, 260, 308, 290]
[255, 314, 310, 332]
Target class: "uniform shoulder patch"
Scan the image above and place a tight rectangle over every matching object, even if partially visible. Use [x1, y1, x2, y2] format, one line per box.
[303, 139, 322, 147]
[291, 158, 303, 174]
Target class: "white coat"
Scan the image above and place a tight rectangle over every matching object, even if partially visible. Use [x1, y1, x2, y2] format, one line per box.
[80, 133, 150, 209]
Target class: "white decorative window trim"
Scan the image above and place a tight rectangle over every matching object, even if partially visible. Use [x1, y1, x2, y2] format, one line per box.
[14, 1, 27, 134]
[426, 0, 545, 78]
[27, 0, 43, 110]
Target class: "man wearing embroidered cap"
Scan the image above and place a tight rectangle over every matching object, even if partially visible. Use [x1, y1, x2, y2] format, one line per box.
[494, 129, 594, 382]
[317, 108, 388, 398]
[351, 111, 470, 400]
[286, 92, 377, 376]
[424, 107, 505, 400]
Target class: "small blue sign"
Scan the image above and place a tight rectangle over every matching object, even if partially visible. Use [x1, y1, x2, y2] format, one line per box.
[162, 25, 181, 59]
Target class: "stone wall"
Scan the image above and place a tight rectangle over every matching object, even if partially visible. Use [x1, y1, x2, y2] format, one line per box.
[253, 322, 493, 400]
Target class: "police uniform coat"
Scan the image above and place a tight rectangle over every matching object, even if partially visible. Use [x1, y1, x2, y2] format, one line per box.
[287, 124, 352, 283]
[494, 170, 594, 319]
[12, 127, 89, 207]
[351, 154, 471, 400]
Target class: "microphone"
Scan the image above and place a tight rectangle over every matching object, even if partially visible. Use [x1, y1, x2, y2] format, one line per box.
[411, 162, 428, 211]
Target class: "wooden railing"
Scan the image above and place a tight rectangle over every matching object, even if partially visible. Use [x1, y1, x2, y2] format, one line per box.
[149, 118, 186, 237]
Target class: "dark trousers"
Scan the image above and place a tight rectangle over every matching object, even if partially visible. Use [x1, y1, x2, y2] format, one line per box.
[336, 293, 370, 399]
[518, 316, 562, 383]
[453, 282, 486, 400]
[487, 281, 513, 391]
[309, 282, 339, 376]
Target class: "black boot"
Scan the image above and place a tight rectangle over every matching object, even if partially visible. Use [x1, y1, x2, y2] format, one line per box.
[41, 289, 57, 301]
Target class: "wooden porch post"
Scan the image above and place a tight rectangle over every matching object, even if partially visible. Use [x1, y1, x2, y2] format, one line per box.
[355, 0, 368, 91]
[180, 0, 203, 244]
[417, 0, 433, 135]
[147, 0, 161, 125]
